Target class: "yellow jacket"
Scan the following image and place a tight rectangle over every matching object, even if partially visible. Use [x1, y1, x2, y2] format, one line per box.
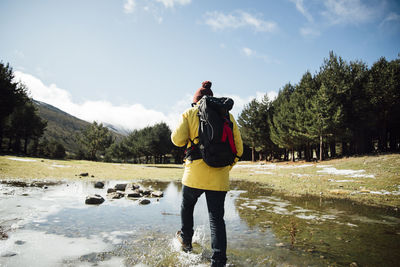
[171, 105, 243, 191]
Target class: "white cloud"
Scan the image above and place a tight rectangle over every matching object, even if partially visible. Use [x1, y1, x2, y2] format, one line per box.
[240, 47, 281, 64]
[290, 0, 314, 22]
[242, 47, 254, 56]
[155, 0, 191, 8]
[204, 10, 278, 33]
[13, 71, 276, 131]
[13, 71, 181, 131]
[300, 26, 320, 37]
[123, 0, 136, 13]
[380, 12, 400, 26]
[322, 0, 377, 25]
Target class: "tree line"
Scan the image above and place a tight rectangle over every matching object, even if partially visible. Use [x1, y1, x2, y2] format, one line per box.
[2, 52, 399, 163]
[0, 62, 50, 156]
[0, 61, 178, 162]
[76, 121, 179, 163]
[238, 52, 400, 162]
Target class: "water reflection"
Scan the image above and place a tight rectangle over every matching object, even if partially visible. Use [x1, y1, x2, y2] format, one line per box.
[0, 179, 399, 267]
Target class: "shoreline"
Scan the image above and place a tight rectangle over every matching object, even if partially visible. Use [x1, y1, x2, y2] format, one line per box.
[1, 154, 399, 210]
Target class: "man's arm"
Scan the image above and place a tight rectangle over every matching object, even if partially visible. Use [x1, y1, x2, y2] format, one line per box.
[171, 112, 189, 147]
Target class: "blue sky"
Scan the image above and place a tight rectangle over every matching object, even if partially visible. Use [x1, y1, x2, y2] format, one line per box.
[1, 0, 399, 131]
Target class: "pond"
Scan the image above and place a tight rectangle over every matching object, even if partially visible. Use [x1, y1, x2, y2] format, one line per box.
[0, 179, 399, 267]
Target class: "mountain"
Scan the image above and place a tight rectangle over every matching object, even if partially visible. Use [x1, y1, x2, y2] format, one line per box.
[33, 100, 125, 154]
[103, 122, 131, 136]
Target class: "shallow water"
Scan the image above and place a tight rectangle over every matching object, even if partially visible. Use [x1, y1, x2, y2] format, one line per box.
[0, 179, 399, 267]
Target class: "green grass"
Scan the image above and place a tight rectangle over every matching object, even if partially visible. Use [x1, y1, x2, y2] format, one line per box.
[1, 154, 399, 208]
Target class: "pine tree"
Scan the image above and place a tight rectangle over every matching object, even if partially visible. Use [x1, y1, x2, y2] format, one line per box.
[238, 99, 262, 161]
[269, 83, 298, 161]
[308, 83, 343, 161]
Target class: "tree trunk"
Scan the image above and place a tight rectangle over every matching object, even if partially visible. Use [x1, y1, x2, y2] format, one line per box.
[341, 142, 348, 156]
[305, 143, 311, 162]
[291, 148, 295, 162]
[0, 131, 3, 152]
[319, 135, 323, 161]
[329, 142, 336, 158]
[378, 120, 388, 152]
[389, 130, 397, 152]
[251, 145, 255, 162]
[24, 137, 28, 154]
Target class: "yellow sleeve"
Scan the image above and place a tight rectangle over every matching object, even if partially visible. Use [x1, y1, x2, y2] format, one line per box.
[171, 112, 189, 147]
[230, 114, 243, 164]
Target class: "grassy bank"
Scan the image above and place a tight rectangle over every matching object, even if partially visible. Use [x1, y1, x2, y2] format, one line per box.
[1, 154, 399, 208]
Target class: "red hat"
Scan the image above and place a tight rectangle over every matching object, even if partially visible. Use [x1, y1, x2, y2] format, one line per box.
[192, 81, 213, 104]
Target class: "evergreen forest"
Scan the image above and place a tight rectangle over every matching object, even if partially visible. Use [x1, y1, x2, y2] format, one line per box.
[238, 52, 400, 161]
[1, 51, 399, 162]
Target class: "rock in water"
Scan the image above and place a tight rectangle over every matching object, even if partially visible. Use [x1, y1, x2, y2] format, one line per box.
[109, 192, 124, 199]
[80, 173, 89, 177]
[107, 188, 116, 193]
[94, 182, 104, 189]
[151, 191, 164, 198]
[132, 184, 140, 190]
[85, 194, 105, 205]
[114, 184, 128, 191]
[139, 198, 151, 205]
[1, 252, 17, 257]
[127, 190, 142, 198]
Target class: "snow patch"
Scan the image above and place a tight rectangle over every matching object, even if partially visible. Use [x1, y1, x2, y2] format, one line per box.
[7, 157, 37, 162]
[317, 167, 375, 178]
[51, 164, 71, 168]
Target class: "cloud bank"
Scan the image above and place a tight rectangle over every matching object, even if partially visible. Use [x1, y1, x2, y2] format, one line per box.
[322, 0, 377, 25]
[14, 72, 275, 132]
[204, 10, 277, 32]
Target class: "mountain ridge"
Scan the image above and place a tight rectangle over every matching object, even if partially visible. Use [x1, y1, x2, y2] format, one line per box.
[33, 100, 126, 154]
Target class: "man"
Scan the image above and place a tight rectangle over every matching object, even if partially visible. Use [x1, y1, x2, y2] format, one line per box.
[171, 81, 243, 267]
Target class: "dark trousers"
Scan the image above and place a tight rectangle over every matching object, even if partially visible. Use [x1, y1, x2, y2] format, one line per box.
[180, 185, 227, 265]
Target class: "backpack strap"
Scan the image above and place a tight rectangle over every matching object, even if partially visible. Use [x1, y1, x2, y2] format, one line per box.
[184, 137, 202, 162]
[221, 118, 237, 154]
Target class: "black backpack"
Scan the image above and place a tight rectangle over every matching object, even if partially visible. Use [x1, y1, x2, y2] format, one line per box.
[185, 96, 238, 167]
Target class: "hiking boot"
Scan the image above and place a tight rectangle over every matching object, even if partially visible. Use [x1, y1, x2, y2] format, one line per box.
[176, 231, 192, 252]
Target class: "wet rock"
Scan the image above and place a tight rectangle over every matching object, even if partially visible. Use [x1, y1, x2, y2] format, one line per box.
[15, 240, 25, 245]
[80, 173, 89, 177]
[80, 252, 112, 263]
[132, 184, 140, 190]
[127, 190, 142, 198]
[94, 182, 105, 189]
[139, 198, 151, 205]
[107, 188, 116, 193]
[114, 184, 128, 191]
[350, 262, 359, 267]
[0, 229, 8, 240]
[22, 193, 29, 196]
[275, 243, 285, 247]
[151, 191, 164, 198]
[91, 175, 95, 178]
[1, 252, 17, 257]
[109, 192, 124, 199]
[139, 188, 151, 196]
[85, 194, 105, 205]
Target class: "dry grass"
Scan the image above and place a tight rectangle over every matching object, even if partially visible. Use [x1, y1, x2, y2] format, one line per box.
[1, 153, 399, 208]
